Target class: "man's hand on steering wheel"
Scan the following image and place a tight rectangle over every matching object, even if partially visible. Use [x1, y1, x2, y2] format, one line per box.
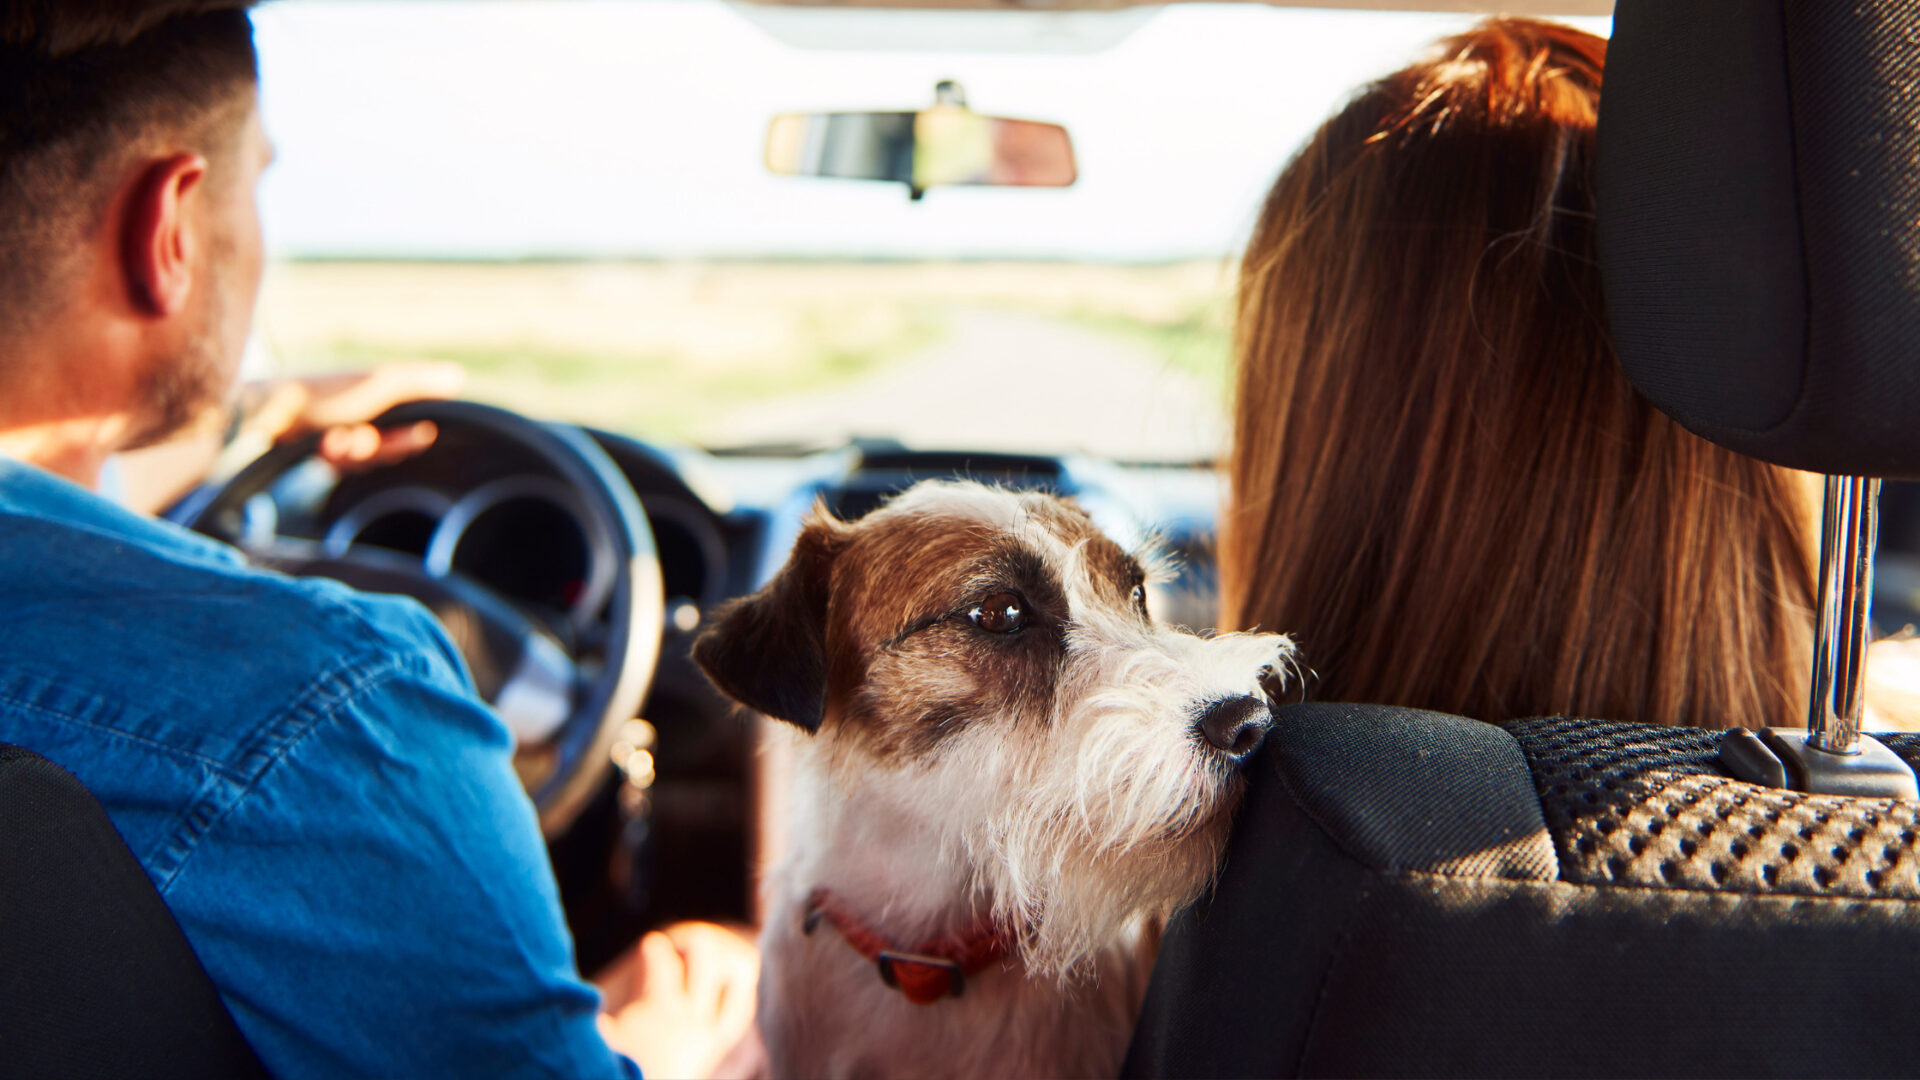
[240, 361, 469, 470]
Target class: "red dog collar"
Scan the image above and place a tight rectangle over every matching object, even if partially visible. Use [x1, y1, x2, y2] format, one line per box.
[803, 888, 1012, 1004]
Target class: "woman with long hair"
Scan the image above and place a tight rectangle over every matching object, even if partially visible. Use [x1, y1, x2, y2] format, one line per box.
[1219, 17, 1826, 730]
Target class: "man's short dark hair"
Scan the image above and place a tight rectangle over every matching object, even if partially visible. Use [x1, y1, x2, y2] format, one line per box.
[0, 1, 259, 336]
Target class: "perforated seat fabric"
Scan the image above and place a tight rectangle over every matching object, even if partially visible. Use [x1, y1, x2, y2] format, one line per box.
[0, 743, 267, 1080]
[1513, 718, 1920, 900]
[1123, 704, 1920, 1079]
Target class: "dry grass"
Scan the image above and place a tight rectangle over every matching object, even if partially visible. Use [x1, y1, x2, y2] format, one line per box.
[254, 259, 1236, 442]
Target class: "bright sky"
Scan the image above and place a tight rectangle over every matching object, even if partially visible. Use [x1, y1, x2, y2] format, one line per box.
[253, 1, 1610, 261]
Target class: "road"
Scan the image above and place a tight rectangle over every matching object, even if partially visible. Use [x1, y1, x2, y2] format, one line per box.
[709, 307, 1227, 461]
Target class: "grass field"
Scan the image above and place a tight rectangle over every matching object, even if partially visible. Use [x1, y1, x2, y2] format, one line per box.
[254, 260, 1236, 444]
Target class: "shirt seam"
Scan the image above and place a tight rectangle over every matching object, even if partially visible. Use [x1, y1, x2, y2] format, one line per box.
[0, 593, 450, 789]
[147, 648, 434, 894]
[0, 687, 238, 774]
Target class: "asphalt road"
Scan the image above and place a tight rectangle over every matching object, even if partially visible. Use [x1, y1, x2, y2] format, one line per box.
[710, 306, 1227, 461]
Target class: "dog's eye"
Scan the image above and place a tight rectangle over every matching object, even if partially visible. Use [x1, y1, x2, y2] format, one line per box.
[967, 593, 1027, 634]
[1131, 584, 1149, 617]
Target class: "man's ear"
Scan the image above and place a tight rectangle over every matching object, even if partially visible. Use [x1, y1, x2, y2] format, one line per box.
[118, 154, 207, 316]
[693, 513, 846, 732]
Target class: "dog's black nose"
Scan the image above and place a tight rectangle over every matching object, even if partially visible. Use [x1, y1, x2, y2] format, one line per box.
[1194, 696, 1272, 760]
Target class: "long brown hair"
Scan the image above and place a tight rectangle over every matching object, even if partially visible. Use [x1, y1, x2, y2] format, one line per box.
[1220, 18, 1817, 730]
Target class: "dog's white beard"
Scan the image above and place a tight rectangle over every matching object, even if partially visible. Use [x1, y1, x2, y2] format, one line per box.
[945, 629, 1287, 981]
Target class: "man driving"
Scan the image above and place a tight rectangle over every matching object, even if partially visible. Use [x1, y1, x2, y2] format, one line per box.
[0, 3, 751, 1076]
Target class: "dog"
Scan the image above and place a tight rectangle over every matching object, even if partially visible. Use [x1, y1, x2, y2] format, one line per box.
[693, 480, 1297, 1078]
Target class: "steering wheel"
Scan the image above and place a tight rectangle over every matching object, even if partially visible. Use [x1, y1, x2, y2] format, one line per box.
[178, 400, 664, 837]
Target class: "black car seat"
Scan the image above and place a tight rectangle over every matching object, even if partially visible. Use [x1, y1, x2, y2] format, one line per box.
[0, 744, 267, 1080]
[1124, 1, 1920, 1076]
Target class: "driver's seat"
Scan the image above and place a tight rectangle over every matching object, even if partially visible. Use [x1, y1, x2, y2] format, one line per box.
[0, 743, 266, 1080]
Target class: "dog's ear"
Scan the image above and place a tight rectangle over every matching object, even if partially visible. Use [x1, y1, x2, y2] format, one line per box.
[693, 512, 846, 732]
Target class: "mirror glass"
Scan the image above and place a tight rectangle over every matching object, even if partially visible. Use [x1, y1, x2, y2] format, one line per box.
[766, 107, 1076, 192]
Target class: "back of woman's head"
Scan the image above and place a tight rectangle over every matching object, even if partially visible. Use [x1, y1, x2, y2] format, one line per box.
[1221, 17, 1816, 729]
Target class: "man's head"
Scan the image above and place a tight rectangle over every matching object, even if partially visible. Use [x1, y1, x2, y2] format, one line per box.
[1, 1, 266, 452]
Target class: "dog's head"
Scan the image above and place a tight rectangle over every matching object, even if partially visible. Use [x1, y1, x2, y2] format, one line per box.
[694, 479, 1297, 976]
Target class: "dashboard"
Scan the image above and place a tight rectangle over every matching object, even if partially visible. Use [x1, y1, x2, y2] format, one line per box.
[192, 417, 1226, 972]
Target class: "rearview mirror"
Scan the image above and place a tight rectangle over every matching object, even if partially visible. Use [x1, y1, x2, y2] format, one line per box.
[765, 82, 1076, 199]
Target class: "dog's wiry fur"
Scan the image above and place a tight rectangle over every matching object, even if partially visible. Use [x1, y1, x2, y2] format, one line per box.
[695, 480, 1297, 1078]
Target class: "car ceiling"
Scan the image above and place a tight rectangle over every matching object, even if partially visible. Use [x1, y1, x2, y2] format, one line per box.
[735, 0, 1612, 14]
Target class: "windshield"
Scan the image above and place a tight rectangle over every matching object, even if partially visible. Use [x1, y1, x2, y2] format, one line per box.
[251, 1, 1611, 460]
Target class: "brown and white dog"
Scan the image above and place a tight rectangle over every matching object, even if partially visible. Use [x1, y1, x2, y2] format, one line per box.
[693, 480, 1297, 1079]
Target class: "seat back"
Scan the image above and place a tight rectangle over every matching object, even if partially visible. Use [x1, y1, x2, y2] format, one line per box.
[0, 743, 267, 1080]
[1125, 704, 1920, 1078]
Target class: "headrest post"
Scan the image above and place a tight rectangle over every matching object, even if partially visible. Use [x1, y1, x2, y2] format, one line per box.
[1720, 475, 1912, 798]
[1808, 475, 1881, 754]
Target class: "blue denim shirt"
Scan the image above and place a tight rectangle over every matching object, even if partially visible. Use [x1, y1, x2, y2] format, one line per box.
[0, 459, 641, 1080]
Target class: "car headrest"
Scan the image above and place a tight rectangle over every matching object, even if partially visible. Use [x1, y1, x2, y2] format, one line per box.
[1597, 0, 1920, 479]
